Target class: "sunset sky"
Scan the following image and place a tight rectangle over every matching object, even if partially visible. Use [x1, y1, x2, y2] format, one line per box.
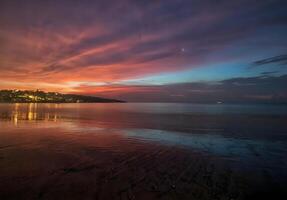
[0, 0, 287, 102]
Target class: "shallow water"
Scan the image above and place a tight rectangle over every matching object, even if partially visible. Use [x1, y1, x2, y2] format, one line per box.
[0, 103, 287, 199]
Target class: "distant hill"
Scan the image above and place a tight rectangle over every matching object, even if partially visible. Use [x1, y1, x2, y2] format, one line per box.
[0, 90, 125, 103]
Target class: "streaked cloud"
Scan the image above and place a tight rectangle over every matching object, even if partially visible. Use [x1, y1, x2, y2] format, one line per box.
[252, 54, 287, 67]
[0, 0, 287, 102]
[72, 74, 287, 103]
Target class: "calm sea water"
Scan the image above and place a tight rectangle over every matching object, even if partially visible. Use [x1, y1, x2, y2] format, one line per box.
[0, 103, 287, 199]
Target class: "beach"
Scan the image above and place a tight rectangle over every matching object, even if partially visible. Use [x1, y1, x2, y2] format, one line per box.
[0, 103, 287, 199]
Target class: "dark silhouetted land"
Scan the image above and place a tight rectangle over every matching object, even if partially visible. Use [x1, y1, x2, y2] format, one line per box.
[0, 90, 124, 103]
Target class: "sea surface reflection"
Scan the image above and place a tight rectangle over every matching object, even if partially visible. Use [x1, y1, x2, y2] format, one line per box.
[0, 103, 287, 199]
[1, 103, 60, 124]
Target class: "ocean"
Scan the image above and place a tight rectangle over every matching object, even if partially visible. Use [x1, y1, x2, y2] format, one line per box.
[0, 103, 287, 199]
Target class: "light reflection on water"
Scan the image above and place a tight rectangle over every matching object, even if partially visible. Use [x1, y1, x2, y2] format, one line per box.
[1, 103, 287, 180]
[2, 103, 60, 125]
[124, 129, 287, 172]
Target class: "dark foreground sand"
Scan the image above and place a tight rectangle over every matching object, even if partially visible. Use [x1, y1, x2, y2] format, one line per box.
[0, 121, 286, 200]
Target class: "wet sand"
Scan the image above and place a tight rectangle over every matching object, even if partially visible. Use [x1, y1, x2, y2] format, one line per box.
[0, 122, 286, 200]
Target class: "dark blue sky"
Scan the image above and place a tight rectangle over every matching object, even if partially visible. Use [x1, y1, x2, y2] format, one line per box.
[0, 0, 287, 102]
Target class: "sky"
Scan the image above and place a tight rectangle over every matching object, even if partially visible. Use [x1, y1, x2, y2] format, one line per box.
[0, 0, 287, 103]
